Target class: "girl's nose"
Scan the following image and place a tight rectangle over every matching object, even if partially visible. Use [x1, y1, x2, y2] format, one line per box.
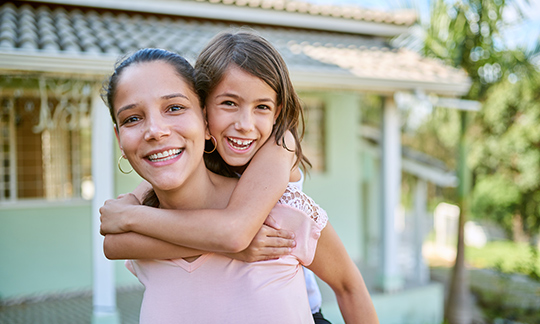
[234, 110, 255, 132]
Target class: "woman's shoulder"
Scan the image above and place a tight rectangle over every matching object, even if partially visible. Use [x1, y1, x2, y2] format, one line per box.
[207, 170, 239, 207]
[277, 185, 327, 228]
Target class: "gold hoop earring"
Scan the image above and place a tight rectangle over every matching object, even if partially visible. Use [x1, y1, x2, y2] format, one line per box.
[204, 135, 217, 154]
[117, 155, 133, 174]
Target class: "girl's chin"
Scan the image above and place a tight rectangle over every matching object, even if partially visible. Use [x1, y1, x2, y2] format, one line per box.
[223, 155, 252, 167]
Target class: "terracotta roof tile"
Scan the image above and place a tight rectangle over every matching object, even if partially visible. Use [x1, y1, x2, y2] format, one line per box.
[0, 2, 468, 91]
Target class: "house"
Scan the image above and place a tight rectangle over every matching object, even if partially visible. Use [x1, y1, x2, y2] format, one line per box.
[0, 1, 471, 323]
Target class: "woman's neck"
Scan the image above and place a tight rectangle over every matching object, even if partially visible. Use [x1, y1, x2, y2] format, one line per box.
[153, 164, 215, 210]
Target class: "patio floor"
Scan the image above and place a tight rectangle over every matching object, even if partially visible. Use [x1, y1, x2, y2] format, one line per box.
[0, 288, 143, 324]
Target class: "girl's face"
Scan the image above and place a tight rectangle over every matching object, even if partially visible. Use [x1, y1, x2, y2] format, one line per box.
[206, 65, 280, 169]
[114, 61, 208, 192]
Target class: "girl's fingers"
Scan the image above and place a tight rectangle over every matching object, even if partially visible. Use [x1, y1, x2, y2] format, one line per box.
[263, 225, 295, 239]
[266, 237, 296, 248]
[263, 215, 281, 229]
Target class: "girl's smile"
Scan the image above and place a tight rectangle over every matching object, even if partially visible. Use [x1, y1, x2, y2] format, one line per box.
[206, 65, 280, 169]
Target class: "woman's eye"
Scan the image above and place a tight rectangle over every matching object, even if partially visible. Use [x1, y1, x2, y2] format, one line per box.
[121, 116, 140, 125]
[168, 104, 185, 112]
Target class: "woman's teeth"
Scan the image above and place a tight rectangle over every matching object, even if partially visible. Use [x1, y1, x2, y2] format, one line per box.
[228, 138, 253, 150]
[148, 149, 182, 162]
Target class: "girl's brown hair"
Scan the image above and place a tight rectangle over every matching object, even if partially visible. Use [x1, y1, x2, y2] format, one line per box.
[195, 30, 311, 175]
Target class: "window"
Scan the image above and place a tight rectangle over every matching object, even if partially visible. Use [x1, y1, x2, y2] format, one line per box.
[0, 77, 93, 203]
[300, 96, 325, 172]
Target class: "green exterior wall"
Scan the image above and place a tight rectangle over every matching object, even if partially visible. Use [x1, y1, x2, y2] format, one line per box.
[0, 202, 93, 299]
[0, 144, 143, 300]
[303, 92, 363, 262]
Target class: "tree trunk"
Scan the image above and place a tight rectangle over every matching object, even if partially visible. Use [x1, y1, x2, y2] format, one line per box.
[444, 111, 472, 324]
[512, 213, 529, 243]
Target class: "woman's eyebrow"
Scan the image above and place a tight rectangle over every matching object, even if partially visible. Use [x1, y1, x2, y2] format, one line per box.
[116, 104, 136, 117]
[162, 93, 189, 100]
[116, 93, 190, 117]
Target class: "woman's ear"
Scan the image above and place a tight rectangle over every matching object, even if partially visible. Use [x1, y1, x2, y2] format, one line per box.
[114, 126, 125, 157]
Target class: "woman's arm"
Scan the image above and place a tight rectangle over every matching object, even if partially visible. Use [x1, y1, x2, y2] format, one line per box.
[100, 132, 297, 253]
[307, 223, 379, 324]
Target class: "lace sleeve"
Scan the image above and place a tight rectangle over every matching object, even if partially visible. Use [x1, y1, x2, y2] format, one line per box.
[277, 185, 328, 228]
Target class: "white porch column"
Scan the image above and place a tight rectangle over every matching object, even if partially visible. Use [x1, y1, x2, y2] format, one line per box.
[91, 92, 120, 324]
[414, 178, 429, 285]
[379, 96, 404, 292]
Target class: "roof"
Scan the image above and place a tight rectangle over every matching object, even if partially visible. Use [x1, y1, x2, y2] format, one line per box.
[27, 0, 417, 35]
[0, 2, 471, 96]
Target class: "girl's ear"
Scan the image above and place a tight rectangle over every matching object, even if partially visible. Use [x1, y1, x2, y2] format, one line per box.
[114, 126, 126, 157]
[274, 104, 282, 125]
[203, 106, 212, 140]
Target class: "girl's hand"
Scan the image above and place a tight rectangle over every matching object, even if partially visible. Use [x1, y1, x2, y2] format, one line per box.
[100, 193, 141, 235]
[224, 224, 295, 262]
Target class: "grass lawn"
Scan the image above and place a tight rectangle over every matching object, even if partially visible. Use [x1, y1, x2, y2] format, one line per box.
[466, 240, 540, 275]
[431, 240, 540, 323]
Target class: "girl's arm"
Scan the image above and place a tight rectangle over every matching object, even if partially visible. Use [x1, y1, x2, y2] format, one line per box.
[100, 131, 297, 253]
[104, 223, 294, 261]
[307, 223, 379, 324]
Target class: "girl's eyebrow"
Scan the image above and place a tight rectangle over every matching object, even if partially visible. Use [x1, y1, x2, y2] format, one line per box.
[216, 92, 275, 104]
[116, 93, 190, 117]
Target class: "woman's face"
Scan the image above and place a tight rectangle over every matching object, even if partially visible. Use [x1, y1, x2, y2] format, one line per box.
[114, 61, 208, 191]
[205, 65, 280, 169]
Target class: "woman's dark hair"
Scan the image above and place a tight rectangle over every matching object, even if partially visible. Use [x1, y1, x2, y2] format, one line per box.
[101, 48, 197, 206]
[195, 30, 311, 175]
[101, 48, 196, 129]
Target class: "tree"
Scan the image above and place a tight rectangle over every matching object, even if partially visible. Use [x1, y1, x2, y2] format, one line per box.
[418, 0, 537, 323]
[469, 68, 540, 241]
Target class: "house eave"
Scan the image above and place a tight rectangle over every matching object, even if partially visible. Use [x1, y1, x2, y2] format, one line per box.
[25, 0, 410, 37]
[291, 70, 472, 97]
[0, 52, 471, 97]
[0, 51, 117, 77]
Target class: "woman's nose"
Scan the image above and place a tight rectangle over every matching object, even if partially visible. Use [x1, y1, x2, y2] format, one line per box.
[144, 115, 171, 141]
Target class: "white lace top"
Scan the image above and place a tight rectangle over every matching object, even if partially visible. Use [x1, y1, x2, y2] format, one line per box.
[278, 184, 328, 229]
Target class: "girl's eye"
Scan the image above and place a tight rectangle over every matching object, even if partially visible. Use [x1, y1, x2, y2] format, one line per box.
[222, 101, 236, 106]
[257, 105, 271, 110]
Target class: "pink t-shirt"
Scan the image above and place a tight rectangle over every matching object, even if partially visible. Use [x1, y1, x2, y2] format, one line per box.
[126, 185, 328, 324]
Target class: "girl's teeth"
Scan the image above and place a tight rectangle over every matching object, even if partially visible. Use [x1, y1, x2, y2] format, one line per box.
[229, 138, 253, 149]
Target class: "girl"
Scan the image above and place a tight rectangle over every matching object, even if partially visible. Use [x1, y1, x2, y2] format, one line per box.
[101, 32, 378, 324]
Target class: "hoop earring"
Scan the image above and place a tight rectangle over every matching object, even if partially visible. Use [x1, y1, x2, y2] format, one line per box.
[204, 135, 217, 154]
[117, 155, 133, 174]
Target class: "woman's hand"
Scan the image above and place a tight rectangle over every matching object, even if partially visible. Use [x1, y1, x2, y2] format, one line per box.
[224, 222, 296, 262]
[100, 193, 141, 235]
